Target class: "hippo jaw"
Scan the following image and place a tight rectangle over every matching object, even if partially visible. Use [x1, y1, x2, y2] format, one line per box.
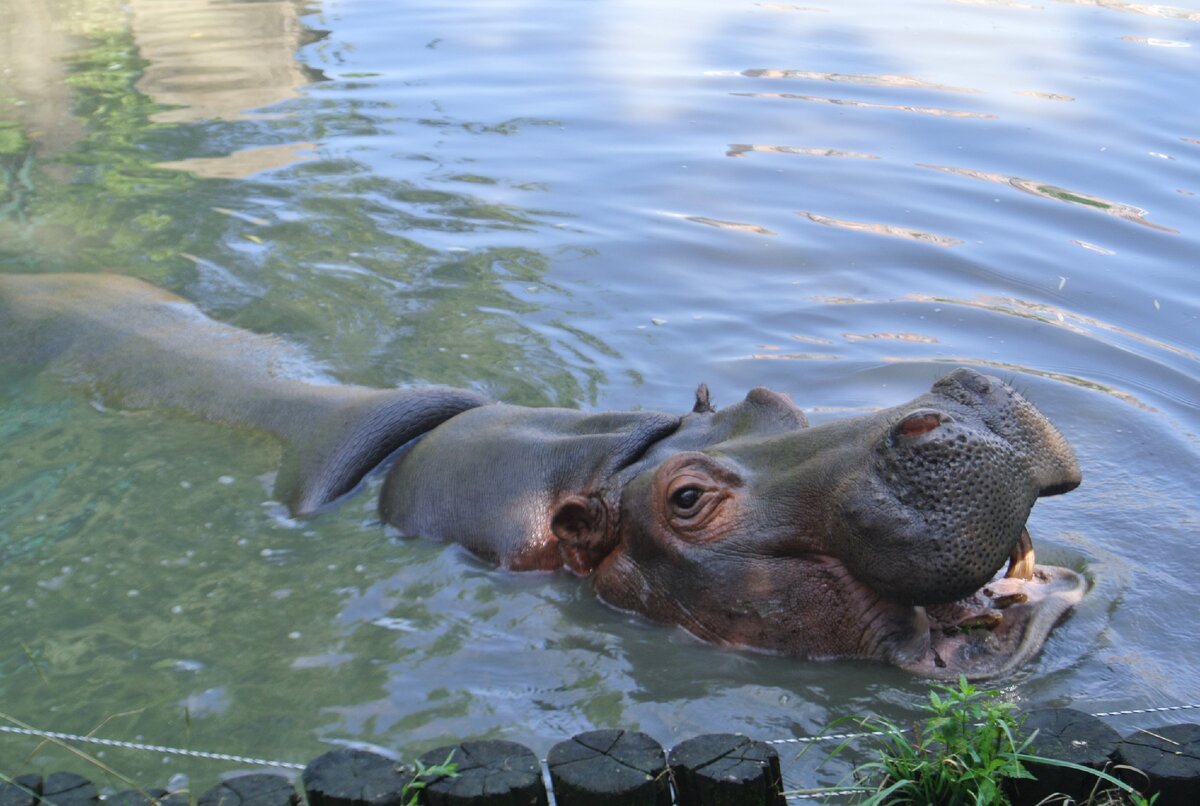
[892, 556, 1086, 678]
[828, 368, 1088, 676]
[586, 368, 1086, 679]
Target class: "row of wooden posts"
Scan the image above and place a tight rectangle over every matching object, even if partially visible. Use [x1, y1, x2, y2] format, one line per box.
[2, 709, 1197, 805]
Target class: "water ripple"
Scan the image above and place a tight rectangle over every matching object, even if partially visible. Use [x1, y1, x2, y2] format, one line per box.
[1120, 36, 1191, 47]
[884, 356, 1158, 411]
[950, 0, 1043, 7]
[1015, 91, 1076, 102]
[726, 144, 880, 159]
[1054, 0, 1200, 22]
[156, 143, 317, 179]
[797, 211, 964, 246]
[753, 3, 830, 11]
[843, 332, 940, 344]
[735, 69, 980, 94]
[660, 211, 776, 235]
[918, 164, 1179, 232]
[732, 92, 996, 118]
[1073, 240, 1117, 255]
[903, 293, 1200, 365]
[129, 0, 323, 122]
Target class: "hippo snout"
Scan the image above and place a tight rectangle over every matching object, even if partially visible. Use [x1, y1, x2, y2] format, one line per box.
[934, 368, 1081, 499]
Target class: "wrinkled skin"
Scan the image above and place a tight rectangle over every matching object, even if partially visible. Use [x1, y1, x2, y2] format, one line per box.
[2, 273, 1086, 678]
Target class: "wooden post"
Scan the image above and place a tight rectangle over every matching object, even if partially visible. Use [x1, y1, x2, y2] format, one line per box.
[0, 774, 41, 806]
[668, 734, 786, 806]
[1116, 722, 1200, 802]
[40, 773, 98, 806]
[105, 789, 170, 806]
[547, 729, 670, 806]
[1008, 707, 1121, 805]
[198, 773, 300, 806]
[303, 748, 410, 806]
[417, 739, 547, 806]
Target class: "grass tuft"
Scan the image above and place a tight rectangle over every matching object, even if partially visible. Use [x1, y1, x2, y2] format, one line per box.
[817, 677, 1157, 805]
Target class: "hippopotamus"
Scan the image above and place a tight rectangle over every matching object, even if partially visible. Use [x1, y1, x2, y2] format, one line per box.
[0, 273, 1086, 678]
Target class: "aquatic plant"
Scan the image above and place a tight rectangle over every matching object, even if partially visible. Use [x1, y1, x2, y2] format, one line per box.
[402, 751, 458, 806]
[823, 677, 1155, 805]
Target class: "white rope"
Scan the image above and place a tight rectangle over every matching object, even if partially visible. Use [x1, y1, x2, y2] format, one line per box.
[765, 701, 1200, 747]
[0, 726, 306, 770]
[1090, 703, 1200, 718]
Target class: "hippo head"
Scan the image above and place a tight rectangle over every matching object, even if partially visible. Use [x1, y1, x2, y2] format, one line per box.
[560, 369, 1085, 678]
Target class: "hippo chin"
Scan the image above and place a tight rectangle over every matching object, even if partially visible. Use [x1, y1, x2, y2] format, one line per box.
[1, 273, 1086, 678]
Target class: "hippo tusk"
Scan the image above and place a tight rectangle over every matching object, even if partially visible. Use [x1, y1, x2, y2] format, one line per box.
[1004, 527, 1036, 581]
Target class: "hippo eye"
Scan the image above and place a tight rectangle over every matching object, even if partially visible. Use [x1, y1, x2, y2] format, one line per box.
[670, 486, 704, 515]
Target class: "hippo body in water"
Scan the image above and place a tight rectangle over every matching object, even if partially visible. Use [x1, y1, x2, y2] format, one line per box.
[0, 273, 1086, 678]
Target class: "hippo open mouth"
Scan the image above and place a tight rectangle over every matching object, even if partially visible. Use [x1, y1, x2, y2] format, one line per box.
[886, 527, 1086, 678]
[812, 369, 1088, 678]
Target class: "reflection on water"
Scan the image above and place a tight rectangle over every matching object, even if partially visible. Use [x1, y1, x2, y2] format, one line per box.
[734, 69, 979, 94]
[753, 3, 829, 11]
[740, 350, 843, 360]
[130, 0, 323, 123]
[156, 142, 317, 179]
[684, 214, 775, 235]
[904, 293, 1200, 366]
[1074, 240, 1116, 254]
[1055, 0, 1200, 22]
[886, 355, 1157, 411]
[1015, 90, 1075, 101]
[843, 332, 939, 344]
[0, 2, 84, 165]
[732, 91, 997, 118]
[1120, 36, 1191, 47]
[797, 211, 964, 246]
[726, 143, 879, 159]
[951, 0, 1043, 7]
[919, 164, 1179, 233]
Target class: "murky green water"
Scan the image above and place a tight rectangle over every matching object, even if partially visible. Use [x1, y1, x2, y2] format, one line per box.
[2, 0, 1198, 794]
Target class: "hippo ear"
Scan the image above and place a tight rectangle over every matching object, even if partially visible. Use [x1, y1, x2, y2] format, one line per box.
[551, 494, 617, 576]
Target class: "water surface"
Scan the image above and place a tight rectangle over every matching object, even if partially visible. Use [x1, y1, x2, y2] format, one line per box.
[1, 0, 1198, 794]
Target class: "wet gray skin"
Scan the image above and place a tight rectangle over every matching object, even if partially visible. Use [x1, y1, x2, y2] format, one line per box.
[2, 274, 1084, 679]
[383, 368, 1085, 679]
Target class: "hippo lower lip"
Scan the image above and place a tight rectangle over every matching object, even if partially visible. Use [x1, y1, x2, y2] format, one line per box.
[896, 526, 1085, 678]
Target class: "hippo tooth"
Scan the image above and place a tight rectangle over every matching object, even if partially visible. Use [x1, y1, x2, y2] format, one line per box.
[1004, 527, 1036, 581]
[992, 592, 1029, 609]
[954, 612, 1003, 632]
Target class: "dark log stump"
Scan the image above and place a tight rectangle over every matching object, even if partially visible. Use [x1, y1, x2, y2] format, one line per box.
[0, 774, 41, 806]
[105, 789, 168, 806]
[417, 739, 547, 806]
[303, 748, 410, 806]
[546, 729, 670, 806]
[668, 734, 786, 806]
[1116, 722, 1200, 802]
[1008, 708, 1122, 805]
[41, 773, 98, 806]
[198, 774, 300, 806]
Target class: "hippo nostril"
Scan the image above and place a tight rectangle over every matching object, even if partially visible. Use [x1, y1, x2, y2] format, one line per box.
[963, 372, 991, 395]
[895, 410, 947, 438]
[937, 368, 994, 397]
